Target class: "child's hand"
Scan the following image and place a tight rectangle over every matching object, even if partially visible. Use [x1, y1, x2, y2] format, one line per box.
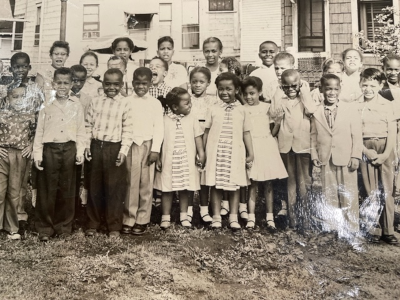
[116, 153, 126, 167]
[272, 110, 284, 124]
[371, 153, 388, 166]
[76, 155, 84, 165]
[245, 155, 254, 169]
[312, 159, 322, 168]
[35, 160, 43, 171]
[0, 147, 8, 159]
[196, 154, 206, 170]
[21, 144, 33, 158]
[363, 148, 378, 161]
[85, 148, 92, 161]
[347, 158, 359, 172]
[156, 158, 162, 172]
[147, 152, 159, 166]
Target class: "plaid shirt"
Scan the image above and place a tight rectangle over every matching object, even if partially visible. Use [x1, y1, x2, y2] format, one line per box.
[85, 94, 133, 156]
[148, 82, 172, 100]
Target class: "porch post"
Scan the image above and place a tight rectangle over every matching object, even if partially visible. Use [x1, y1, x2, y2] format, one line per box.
[60, 0, 68, 41]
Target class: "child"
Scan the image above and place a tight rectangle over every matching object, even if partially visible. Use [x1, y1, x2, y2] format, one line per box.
[155, 87, 205, 229]
[340, 48, 363, 102]
[122, 67, 163, 235]
[107, 56, 132, 96]
[33, 67, 86, 241]
[250, 41, 279, 97]
[111, 37, 139, 81]
[379, 53, 400, 101]
[242, 76, 288, 230]
[202, 37, 223, 96]
[220, 57, 242, 78]
[80, 51, 102, 97]
[157, 36, 188, 89]
[85, 69, 133, 238]
[203, 72, 254, 230]
[148, 56, 172, 99]
[274, 69, 316, 230]
[357, 68, 398, 245]
[311, 74, 363, 239]
[189, 67, 218, 223]
[0, 86, 38, 240]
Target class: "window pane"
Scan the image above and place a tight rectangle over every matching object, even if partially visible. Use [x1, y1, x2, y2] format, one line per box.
[159, 3, 172, 21]
[182, 25, 199, 49]
[84, 5, 99, 14]
[209, 0, 233, 11]
[84, 15, 99, 23]
[182, 0, 199, 24]
[298, 0, 324, 52]
[83, 23, 99, 31]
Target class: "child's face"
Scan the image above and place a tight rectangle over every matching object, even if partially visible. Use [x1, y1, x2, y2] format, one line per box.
[259, 43, 278, 67]
[81, 55, 97, 78]
[203, 42, 222, 66]
[344, 50, 362, 74]
[321, 78, 341, 105]
[132, 75, 151, 97]
[172, 93, 192, 116]
[108, 60, 126, 75]
[71, 71, 86, 94]
[10, 57, 31, 81]
[52, 74, 73, 98]
[190, 72, 210, 97]
[325, 63, 343, 80]
[360, 78, 382, 101]
[281, 75, 301, 99]
[102, 73, 123, 98]
[157, 41, 174, 63]
[149, 59, 167, 85]
[219, 63, 228, 73]
[7, 87, 25, 110]
[113, 41, 132, 61]
[50, 47, 69, 69]
[274, 59, 293, 80]
[243, 85, 260, 106]
[217, 79, 238, 103]
[383, 59, 400, 85]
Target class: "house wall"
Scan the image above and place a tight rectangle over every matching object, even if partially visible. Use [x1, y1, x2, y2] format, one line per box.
[281, 0, 293, 49]
[329, 0, 353, 60]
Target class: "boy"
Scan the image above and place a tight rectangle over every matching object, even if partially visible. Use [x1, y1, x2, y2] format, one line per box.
[250, 41, 279, 97]
[0, 86, 38, 240]
[107, 56, 131, 97]
[33, 67, 85, 241]
[274, 69, 316, 230]
[85, 68, 133, 238]
[122, 67, 164, 235]
[311, 74, 363, 238]
[379, 54, 400, 101]
[148, 56, 172, 99]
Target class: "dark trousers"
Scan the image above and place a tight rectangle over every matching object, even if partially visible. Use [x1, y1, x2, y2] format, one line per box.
[74, 160, 91, 213]
[35, 141, 76, 236]
[87, 140, 127, 232]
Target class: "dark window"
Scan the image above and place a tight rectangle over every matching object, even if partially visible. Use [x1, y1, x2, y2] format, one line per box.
[298, 0, 325, 52]
[358, 0, 392, 43]
[14, 21, 23, 50]
[209, 0, 233, 11]
[34, 6, 40, 46]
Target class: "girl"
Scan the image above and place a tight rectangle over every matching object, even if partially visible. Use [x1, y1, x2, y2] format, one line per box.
[157, 36, 188, 89]
[80, 51, 102, 97]
[341, 48, 363, 102]
[189, 67, 218, 223]
[155, 88, 205, 229]
[358, 68, 398, 245]
[242, 77, 288, 230]
[202, 37, 223, 96]
[203, 72, 254, 231]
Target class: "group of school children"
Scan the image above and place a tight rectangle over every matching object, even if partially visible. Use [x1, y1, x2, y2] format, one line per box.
[0, 35, 399, 247]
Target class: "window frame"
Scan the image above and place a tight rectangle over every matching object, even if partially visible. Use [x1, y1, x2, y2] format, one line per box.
[209, 0, 233, 12]
[182, 0, 200, 50]
[82, 4, 100, 40]
[34, 6, 41, 46]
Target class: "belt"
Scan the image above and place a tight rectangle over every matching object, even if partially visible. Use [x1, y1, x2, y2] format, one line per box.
[363, 137, 386, 141]
[199, 119, 205, 123]
[44, 141, 75, 146]
[92, 139, 121, 148]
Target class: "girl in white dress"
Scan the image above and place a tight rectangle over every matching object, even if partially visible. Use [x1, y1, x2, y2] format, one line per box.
[80, 51, 102, 97]
[242, 77, 288, 230]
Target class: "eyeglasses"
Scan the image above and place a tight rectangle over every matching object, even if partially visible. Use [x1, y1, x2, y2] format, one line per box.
[281, 84, 302, 91]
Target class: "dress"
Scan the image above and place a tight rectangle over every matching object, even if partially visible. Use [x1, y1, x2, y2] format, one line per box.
[245, 102, 288, 181]
[164, 62, 188, 88]
[189, 92, 218, 131]
[81, 77, 102, 98]
[204, 101, 251, 189]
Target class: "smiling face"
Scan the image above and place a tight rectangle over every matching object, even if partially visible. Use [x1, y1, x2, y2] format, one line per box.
[281, 74, 301, 99]
[203, 42, 222, 67]
[157, 41, 174, 63]
[259, 43, 278, 67]
[243, 85, 260, 106]
[383, 59, 400, 85]
[132, 75, 151, 97]
[7, 87, 25, 110]
[217, 79, 238, 103]
[344, 50, 362, 74]
[81, 55, 97, 78]
[321, 78, 341, 105]
[50, 47, 69, 69]
[149, 58, 167, 85]
[10, 57, 31, 82]
[360, 78, 383, 101]
[71, 71, 86, 94]
[113, 41, 132, 61]
[274, 59, 293, 81]
[172, 93, 192, 116]
[190, 72, 210, 97]
[52, 73, 73, 98]
[102, 72, 123, 98]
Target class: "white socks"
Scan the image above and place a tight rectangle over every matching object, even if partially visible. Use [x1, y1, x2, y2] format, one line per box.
[246, 213, 255, 228]
[229, 214, 240, 229]
[221, 200, 229, 215]
[200, 206, 212, 222]
[212, 215, 222, 228]
[180, 212, 191, 227]
[160, 215, 170, 229]
[31, 189, 37, 208]
[278, 200, 287, 216]
[239, 203, 248, 220]
[80, 188, 88, 205]
[187, 206, 193, 222]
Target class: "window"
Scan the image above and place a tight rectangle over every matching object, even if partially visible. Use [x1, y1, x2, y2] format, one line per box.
[83, 4, 100, 39]
[298, 0, 325, 52]
[182, 0, 199, 49]
[34, 6, 41, 46]
[209, 0, 233, 11]
[159, 3, 172, 36]
[358, 0, 392, 43]
[14, 21, 24, 50]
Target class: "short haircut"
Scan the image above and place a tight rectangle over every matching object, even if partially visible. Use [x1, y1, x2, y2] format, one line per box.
[341, 48, 363, 62]
[259, 40, 278, 51]
[274, 52, 295, 65]
[53, 67, 72, 80]
[202, 37, 223, 51]
[79, 51, 99, 66]
[221, 56, 242, 77]
[320, 74, 341, 87]
[103, 68, 123, 81]
[50, 41, 70, 56]
[10, 52, 30, 65]
[111, 37, 135, 52]
[158, 36, 174, 49]
[189, 66, 211, 82]
[382, 53, 400, 67]
[70, 64, 87, 77]
[215, 72, 241, 90]
[133, 67, 152, 81]
[360, 68, 386, 84]
[281, 69, 300, 84]
[321, 58, 345, 73]
[165, 87, 189, 110]
[241, 76, 263, 92]
[150, 56, 169, 71]
[108, 55, 127, 68]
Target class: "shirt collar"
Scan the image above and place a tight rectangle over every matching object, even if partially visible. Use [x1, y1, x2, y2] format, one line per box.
[358, 94, 388, 105]
[388, 81, 399, 89]
[260, 64, 274, 70]
[133, 92, 149, 99]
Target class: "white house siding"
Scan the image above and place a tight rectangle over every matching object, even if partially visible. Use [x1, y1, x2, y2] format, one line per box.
[240, 0, 281, 64]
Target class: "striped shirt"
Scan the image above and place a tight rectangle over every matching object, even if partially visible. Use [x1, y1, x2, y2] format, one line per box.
[85, 94, 133, 156]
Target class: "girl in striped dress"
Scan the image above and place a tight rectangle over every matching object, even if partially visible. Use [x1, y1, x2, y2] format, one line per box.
[155, 88, 205, 229]
[203, 72, 254, 231]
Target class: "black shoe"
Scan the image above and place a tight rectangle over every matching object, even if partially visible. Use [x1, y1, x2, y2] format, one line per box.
[366, 233, 381, 244]
[381, 234, 399, 245]
[121, 225, 132, 234]
[18, 220, 28, 235]
[39, 234, 50, 242]
[132, 224, 146, 235]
